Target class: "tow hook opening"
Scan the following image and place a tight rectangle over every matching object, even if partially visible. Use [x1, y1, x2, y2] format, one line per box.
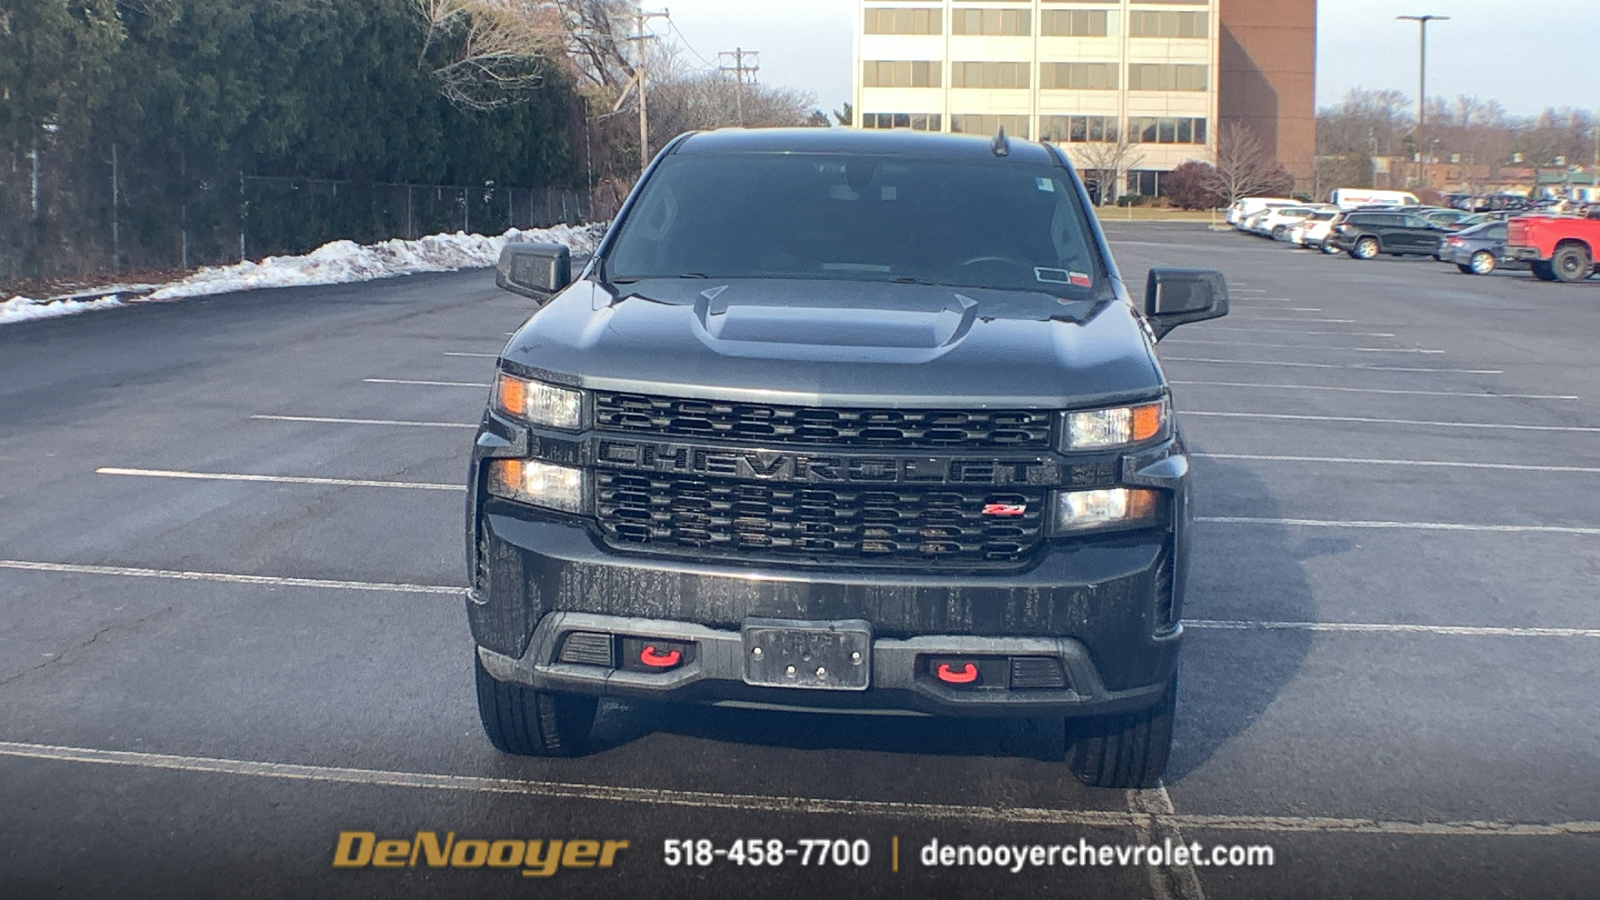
[556, 632, 699, 672]
[921, 655, 1070, 691]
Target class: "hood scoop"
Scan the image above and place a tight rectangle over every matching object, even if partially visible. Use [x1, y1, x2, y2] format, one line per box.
[695, 284, 978, 350]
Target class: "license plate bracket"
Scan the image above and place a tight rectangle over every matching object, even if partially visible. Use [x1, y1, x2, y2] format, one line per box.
[741, 618, 872, 691]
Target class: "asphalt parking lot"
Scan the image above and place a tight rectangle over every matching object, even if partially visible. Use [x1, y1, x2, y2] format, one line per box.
[2, 222, 1598, 899]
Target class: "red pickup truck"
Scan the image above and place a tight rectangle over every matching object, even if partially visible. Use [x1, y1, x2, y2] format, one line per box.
[1507, 211, 1600, 282]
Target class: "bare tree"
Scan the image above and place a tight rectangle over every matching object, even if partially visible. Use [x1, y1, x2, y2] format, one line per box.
[1204, 123, 1293, 204]
[1066, 137, 1144, 205]
[645, 49, 816, 142]
[415, 0, 560, 110]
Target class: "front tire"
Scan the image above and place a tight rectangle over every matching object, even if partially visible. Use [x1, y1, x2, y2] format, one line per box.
[475, 650, 597, 757]
[1066, 672, 1177, 789]
[1320, 241, 1340, 255]
[1531, 260, 1558, 282]
[1469, 250, 1497, 275]
[1351, 237, 1379, 260]
[1551, 246, 1593, 283]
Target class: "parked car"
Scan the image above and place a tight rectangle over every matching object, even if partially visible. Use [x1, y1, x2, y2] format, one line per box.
[1288, 210, 1340, 252]
[1227, 197, 1296, 228]
[1507, 215, 1600, 282]
[1254, 206, 1322, 239]
[1326, 210, 1452, 259]
[1419, 208, 1472, 230]
[1440, 222, 1524, 275]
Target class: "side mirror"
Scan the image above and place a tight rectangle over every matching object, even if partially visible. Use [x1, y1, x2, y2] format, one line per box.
[1144, 268, 1229, 341]
[496, 242, 572, 301]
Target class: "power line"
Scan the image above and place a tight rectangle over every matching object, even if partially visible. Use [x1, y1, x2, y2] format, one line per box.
[666, 19, 718, 70]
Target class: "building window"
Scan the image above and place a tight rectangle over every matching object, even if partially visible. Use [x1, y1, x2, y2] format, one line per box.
[951, 61, 1031, 89]
[1040, 115, 1120, 143]
[1128, 117, 1208, 143]
[1040, 62, 1119, 90]
[1127, 64, 1209, 91]
[1041, 9, 1109, 37]
[952, 8, 1030, 36]
[1128, 10, 1209, 38]
[863, 8, 942, 35]
[862, 61, 942, 88]
[951, 114, 1031, 140]
[1126, 169, 1164, 198]
[862, 112, 943, 131]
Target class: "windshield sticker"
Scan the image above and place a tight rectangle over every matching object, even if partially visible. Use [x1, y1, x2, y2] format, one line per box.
[1034, 267, 1071, 284]
[1070, 272, 1092, 287]
[1036, 178, 1056, 193]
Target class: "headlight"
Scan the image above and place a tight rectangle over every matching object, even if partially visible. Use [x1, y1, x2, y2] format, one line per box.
[493, 372, 584, 430]
[1050, 487, 1162, 535]
[1060, 400, 1167, 451]
[487, 459, 587, 514]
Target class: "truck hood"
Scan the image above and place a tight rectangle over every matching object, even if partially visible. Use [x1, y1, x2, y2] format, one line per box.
[499, 278, 1165, 408]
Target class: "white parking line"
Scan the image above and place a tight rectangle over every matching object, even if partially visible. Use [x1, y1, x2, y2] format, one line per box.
[2, 740, 1597, 837]
[1185, 410, 1599, 433]
[1196, 453, 1600, 474]
[1194, 327, 1397, 337]
[364, 378, 489, 388]
[443, 352, 499, 359]
[1216, 317, 1357, 323]
[95, 467, 462, 491]
[1172, 381, 1577, 400]
[1189, 619, 1600, 639]
[251, 415, 476, 429]
[1197, 516, 1600, 536]
[1164, 358, 1500, 374]
[1164, 340, 1440, 354]
[0, 560, 462, 594]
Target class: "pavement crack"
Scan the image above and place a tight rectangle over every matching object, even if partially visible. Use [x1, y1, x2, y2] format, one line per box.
[0, 605, 174, 689]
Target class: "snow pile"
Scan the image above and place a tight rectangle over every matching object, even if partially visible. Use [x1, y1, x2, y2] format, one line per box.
[0, 222, 607, 326]
[147, 223, 605, 301]
[0, 293, 129, 326]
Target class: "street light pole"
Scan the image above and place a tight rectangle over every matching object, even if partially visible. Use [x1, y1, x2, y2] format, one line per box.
[1397, 15, 1449, 133]
[1397, 15, 1449, 189]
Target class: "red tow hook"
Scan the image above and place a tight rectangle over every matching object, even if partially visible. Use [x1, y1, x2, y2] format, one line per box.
[639, 645, 682, 668]
[936, 663, 979, 684]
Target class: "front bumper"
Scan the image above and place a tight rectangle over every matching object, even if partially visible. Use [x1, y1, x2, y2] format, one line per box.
[477, 611, 1175, 717]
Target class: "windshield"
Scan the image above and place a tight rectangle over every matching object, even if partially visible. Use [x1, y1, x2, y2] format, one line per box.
[605, 152, 1100, 294]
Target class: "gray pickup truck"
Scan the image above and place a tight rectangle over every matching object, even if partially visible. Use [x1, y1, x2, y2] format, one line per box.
[465, 128, 1227, 788]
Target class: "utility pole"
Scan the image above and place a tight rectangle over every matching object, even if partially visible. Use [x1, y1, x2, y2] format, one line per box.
[716, 48, 761, 126]
[627, 8, 670, 175]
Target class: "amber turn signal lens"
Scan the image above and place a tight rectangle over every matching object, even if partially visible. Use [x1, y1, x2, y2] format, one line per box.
[1131, 403, 1164, 442]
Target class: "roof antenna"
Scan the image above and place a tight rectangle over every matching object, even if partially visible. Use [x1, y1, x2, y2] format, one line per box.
[991, 126, 1011, 158]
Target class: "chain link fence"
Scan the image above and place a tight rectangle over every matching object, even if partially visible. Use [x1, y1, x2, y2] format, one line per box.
[0, 141, 623, 289]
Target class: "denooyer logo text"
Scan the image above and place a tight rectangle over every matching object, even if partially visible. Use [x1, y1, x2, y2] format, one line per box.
[333, 831, 629, 877]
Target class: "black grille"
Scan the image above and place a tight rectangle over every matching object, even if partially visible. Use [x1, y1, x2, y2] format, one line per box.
[597, 472, 1046, 565]
[594, 392, 1054, 450]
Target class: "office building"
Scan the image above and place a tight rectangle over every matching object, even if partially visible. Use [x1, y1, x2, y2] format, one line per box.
[853, 0, 1316, 197]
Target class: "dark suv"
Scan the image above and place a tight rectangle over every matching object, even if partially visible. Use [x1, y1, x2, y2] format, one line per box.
[1328, 209, 1452, 259]
[465, 129, 1227, 788]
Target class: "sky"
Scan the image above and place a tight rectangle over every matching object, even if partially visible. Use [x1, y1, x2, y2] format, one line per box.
[656, 0, 1598, 118]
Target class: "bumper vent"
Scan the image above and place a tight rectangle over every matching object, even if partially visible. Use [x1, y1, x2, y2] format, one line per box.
[1009, 657, 1068, 690]
[594, 392, 1053, 450]
[557, 632, 614, 667]
[597, 472, 1046, 566]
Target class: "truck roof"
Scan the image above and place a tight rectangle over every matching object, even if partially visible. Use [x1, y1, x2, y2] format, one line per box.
[672, 127, 1063, 166]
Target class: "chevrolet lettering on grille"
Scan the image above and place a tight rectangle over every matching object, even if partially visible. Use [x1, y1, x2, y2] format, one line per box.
[595, 439, 1054, 485]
